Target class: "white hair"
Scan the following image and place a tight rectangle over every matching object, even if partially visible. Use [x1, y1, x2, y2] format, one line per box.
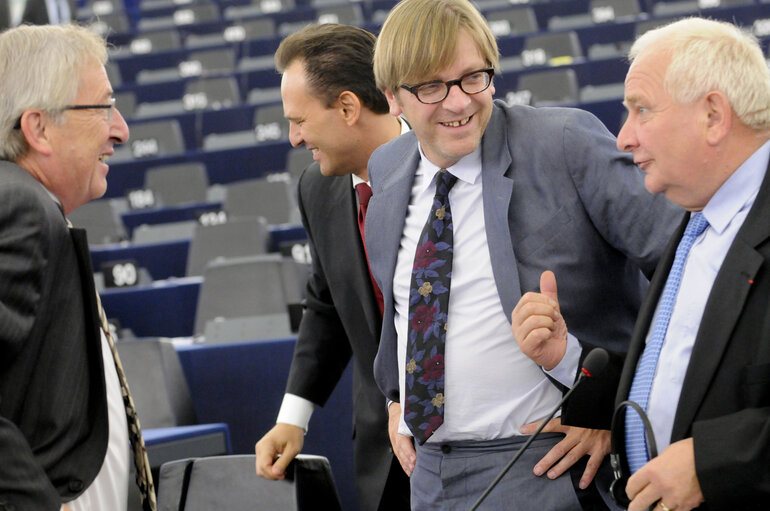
[629, 17, 770, 131]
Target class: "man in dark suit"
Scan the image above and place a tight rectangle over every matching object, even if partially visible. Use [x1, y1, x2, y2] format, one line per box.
[365, 0, 681, 508]
[0, 24, 152, 511]
[514, 17, 770, 511]
[254, 24, 410, 511]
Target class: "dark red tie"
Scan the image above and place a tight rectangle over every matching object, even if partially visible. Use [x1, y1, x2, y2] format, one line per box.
[356, 182, 384, 316]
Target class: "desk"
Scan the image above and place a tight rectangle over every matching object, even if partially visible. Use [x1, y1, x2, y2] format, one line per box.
[175, 339, 358, 510]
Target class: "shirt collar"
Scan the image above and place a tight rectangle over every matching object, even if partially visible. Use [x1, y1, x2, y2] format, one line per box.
[415, 144, 482, 195]
[702, 139, 770, 234]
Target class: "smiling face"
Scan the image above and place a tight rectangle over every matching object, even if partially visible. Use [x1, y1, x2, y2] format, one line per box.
[617, 48, 712, 209]
[385, 29, 495, 169]
[281, 59, 363, 177]
[45, 59, 129, 213]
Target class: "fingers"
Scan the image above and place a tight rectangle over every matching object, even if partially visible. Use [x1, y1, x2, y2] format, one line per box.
[392, 434, 417, 476]
[255, 423, 304, 480]
[255, 440, 281, 480]
[532, 432, 580, 478]
[578, 450, 604, 489]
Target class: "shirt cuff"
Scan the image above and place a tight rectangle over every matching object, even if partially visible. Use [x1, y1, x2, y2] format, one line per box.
[544, 333, 583, 387]
[276, 393, 315, 432]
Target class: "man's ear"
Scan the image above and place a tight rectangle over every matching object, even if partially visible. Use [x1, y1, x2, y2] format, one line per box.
[20, 110, 54, 156]
[704, 90, 731, 146]
[338, 91, 362, 126]
[384, 88, 404, 117]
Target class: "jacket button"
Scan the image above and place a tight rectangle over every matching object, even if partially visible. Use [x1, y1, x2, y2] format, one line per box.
[68, 479, 84, 492]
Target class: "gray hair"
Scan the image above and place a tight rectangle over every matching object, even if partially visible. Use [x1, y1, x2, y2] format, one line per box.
[0, 24, 108, 161]
[629, 17, 770, 131]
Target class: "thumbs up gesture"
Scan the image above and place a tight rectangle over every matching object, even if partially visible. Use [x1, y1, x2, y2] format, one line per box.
[511, 271, 568, 370]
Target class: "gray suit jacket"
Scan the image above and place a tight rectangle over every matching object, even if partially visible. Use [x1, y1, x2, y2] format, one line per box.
[365, 100, 683, 404]
[287, 163, 406, 510]
[0, 162, 107, 510]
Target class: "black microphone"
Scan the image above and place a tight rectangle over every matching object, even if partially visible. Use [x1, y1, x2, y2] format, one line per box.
[469, 347, 609, 511]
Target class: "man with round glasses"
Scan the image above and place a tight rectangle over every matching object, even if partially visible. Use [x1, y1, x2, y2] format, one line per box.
[363, 0, 682, 508]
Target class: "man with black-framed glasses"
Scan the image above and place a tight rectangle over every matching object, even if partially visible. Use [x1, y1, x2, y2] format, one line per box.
[0, 23, 154, 511]
[364, 0, 682, 508]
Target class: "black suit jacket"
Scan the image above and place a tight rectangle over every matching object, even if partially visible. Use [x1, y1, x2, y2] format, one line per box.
[286, 164, 402, 511]
[0, 162, 108, 510]
[565, 160, 770, 509]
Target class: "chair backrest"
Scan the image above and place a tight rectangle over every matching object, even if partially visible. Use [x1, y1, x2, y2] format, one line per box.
[129, 29, 182, 55]
[116, 338, 197, 429]
[132, 221, 199, 244]
[523, 30, 583, 65]
[223, 176, 298, 225]
[485, 7, 538, 37]
[253, 103, 290, 143]
[68, 198, 128, 245]
[183, 77, 240, 111]
[193, 253, 306, 335]
[315, 3, 363, 25]
[186, 47, 236, 75]
[185, 217, 272, 276]
[145, 163, 209, 206]
[518, 68, 579, 106]
[157, 454, 341, 511]
[114, 119, 186, 161]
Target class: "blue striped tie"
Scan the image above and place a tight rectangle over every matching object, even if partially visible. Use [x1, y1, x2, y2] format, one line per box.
[625, 212, 709, 473]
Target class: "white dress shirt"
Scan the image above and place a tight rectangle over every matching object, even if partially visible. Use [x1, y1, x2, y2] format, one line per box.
[65, 321, 130, 511]
[392, 146, 563, 442]
[645, 140, 769, 452]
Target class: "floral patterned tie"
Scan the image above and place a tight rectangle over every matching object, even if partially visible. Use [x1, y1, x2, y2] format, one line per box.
[404, 169, 458, 444]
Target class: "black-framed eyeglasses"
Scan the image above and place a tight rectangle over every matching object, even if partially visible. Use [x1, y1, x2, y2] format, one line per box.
[400, 68, 495, 104]
[13, 98, 116, 129]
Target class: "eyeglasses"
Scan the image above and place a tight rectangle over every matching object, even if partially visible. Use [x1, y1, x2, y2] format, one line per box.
[400, 68, 495, 104]
[13, 97, 116, 129]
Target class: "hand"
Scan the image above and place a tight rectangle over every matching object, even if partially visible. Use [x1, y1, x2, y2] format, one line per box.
[521, 417, 610, 489]
[388, 402, 416, 477]
[511, 271, 568, 370]
[62, 505, 73, 511]
[255, 423, 305, 480]
[626, 438, 704, 511]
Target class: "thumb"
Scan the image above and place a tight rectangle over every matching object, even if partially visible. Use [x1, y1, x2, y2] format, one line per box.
[540, 271, 559, 308]
[271, 453, 294, 478]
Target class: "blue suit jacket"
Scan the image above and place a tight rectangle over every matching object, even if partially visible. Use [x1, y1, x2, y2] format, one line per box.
[365, 100, 683, 404]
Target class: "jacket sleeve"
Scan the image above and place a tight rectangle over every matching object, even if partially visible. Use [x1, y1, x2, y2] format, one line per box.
[284, 168, 353, 406]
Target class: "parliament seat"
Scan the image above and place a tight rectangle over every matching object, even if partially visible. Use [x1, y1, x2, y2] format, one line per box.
[157, 454, 341, 511]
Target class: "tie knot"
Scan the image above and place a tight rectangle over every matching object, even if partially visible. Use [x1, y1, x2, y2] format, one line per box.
[356, 183, 372, 207]
[685, 212, 709, 239]
[436, 169, 458, 196]
[356, 182, 372, 208]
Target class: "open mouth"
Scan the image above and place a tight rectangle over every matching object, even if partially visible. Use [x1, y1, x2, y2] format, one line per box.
[440, 116, 471, 128]
[98, 154, 110, 163]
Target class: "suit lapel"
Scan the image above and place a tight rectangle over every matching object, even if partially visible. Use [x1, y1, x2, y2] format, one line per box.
[365, 139, 420, 307]
[480, 107, 520, 316]
[672, 162, 770, 440]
